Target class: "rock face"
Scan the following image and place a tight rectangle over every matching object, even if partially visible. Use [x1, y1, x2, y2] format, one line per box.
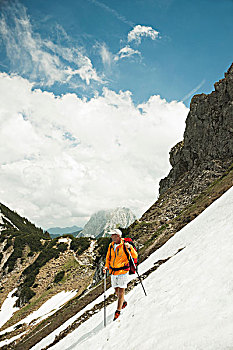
[160, 63, 233, 195]
[79, 207, 137, 238]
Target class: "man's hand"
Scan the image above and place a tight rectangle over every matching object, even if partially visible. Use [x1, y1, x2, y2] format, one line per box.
[124, 242, 131, 249]
[103, 267, 108, 274]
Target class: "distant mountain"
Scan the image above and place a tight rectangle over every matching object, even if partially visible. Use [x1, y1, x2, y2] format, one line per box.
[71, 230, 84, 237]
[47, 225, 83, 236]
[49, 230, 83, 238]
[78, 207, 137, 238]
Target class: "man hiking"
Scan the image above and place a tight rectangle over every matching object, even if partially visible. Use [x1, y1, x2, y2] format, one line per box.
[103, 228, 138, 321]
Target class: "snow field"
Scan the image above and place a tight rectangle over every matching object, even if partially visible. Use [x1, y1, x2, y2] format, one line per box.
[0, 288, 19, 329]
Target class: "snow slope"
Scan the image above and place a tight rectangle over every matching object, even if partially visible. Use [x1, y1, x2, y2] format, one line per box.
[0, 290, 77, 340]
[0, 289, 19, 328]
[31, 286, 115, 350]
[47, 185, 233, 350]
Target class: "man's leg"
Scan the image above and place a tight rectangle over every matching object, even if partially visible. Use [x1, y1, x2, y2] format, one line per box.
[117, 287, 125, 311]
[115, 287, 119, 297]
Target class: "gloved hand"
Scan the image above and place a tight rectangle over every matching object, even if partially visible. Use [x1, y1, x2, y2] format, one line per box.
[124, 242, 132, 249]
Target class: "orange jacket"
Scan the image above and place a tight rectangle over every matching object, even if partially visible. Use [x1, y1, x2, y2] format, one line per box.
[105, 238, 138, 275]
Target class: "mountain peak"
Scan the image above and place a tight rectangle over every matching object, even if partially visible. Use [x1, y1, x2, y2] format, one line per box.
[79, 207, 137, 238]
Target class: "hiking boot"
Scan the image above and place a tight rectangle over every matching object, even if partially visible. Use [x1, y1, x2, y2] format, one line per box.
[113, 310, 121, 321]
[122, 301, 127, 309]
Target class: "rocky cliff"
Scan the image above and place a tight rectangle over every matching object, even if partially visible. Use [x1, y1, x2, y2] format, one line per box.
[159, 63, 233, 194]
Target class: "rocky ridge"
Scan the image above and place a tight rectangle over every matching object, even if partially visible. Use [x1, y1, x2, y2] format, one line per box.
[160, 63, 233, 194]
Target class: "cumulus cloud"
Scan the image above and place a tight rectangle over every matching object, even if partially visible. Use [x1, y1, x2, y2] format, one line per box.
[128, 25, 159, 44]
[113, 24, 160, 62]
[0, 2, 103, 86]
[114, 45, 141, 61]
[0, 73, 188, 229]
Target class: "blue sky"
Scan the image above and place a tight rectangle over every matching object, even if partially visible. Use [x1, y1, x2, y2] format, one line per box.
[1, 0, 232, 106]
[0, 0, 232, 229]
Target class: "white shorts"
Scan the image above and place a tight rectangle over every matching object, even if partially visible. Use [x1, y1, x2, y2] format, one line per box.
[111, 272, 129, 289]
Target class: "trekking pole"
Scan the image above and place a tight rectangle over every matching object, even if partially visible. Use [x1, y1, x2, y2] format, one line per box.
[104, 271, 107, 327]
[128, 249, 147, 296]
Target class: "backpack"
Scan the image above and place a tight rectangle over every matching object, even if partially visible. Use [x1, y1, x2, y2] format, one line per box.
[122, 237, 138, 275]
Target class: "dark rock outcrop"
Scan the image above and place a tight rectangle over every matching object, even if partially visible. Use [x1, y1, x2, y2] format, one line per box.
[159, 63, 233, 195]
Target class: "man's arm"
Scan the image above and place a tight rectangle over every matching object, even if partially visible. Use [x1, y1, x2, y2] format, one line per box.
[124, 243, 138, 259]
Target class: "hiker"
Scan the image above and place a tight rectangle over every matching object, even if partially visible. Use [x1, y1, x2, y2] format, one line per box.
[103, 228, 138, 321]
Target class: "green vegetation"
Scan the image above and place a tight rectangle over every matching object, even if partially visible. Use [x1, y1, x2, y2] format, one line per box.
[13, 236, 91, 306]
[3, 234, 43, 272]
[0, 202, 51, 273]
[54, 270, 65, 283]
[60, 234, 75, 239]
[93, 237, 111, 267]
[15, 245, 60, 306]
[70, 237, 91, 255]
[0, 203, 49, 237]
[15, 286, 36, 306]
[63, 256, 80, 270]
[57, 242, 68, 252]
[95, 237, 111, 256]
[3, 237, 12, 251]
[23, 247, 60, 277]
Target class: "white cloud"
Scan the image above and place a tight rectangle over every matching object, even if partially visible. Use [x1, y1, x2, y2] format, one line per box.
[114, 45, 141, 61]
[0, 2, 103, 86]
[97, 43, 140, 65]
[128, 25, 159, 44]
[64, 55, 104, 86]
[98, 43, 112, 67]
[0, 73, 189, 229]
